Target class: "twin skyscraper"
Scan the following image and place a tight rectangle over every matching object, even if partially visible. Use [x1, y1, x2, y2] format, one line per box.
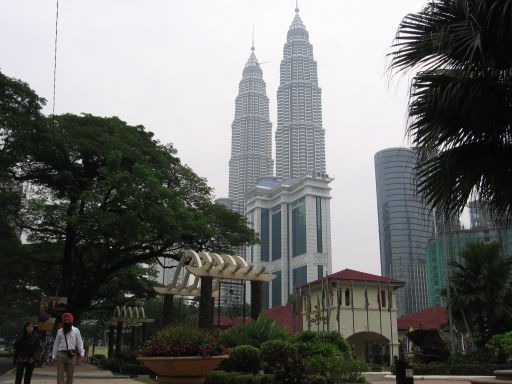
[221, 6, 332, 309]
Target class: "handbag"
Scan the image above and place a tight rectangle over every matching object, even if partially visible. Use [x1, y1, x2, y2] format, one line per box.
[64, 331, 75, 358]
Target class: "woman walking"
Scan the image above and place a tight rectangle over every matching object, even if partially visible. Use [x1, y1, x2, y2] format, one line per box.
[13, 321, 40, 384]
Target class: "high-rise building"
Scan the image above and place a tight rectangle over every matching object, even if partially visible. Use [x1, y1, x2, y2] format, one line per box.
[245, 174, 332, 308]
[228, 44, 273, 213]
[374, 148, 432, 315]
[275, 6, 326, 180]
[426, 201, 512, 306]
[246, 7, 332, 308]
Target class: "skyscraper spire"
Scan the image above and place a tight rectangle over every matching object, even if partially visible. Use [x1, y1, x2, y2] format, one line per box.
[251, 25, 255, 51]
[295, 0, 299, 13]
[228, 42, 273, 213]
[275, 7, 326, 180]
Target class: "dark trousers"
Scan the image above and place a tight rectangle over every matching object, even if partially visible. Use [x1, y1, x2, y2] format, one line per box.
[15, 362, 35, 384]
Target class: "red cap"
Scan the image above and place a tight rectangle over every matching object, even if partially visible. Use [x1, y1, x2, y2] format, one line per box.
[62, 312, 74, 322]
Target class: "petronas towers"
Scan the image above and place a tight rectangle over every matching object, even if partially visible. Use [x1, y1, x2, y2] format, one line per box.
[225, 5, 332, 308]
[228, 6, 327, 213]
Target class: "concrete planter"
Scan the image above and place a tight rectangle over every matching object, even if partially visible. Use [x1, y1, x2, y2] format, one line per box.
[137, 355, 228, 384]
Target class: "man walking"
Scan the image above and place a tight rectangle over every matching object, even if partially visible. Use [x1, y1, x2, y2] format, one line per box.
[51, 313, 85, 384]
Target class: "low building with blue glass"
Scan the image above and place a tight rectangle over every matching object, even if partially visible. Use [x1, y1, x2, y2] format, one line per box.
[245, 172, 332, 308]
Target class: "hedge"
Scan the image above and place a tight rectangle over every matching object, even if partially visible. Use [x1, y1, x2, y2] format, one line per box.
[411, 363, 510, 375]
[206, 371, 274, 384]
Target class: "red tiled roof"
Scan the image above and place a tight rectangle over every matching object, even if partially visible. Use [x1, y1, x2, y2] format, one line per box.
[397, 306, 448, 330]
[300, 268, 404, 288]
[264, 305, 302, 334]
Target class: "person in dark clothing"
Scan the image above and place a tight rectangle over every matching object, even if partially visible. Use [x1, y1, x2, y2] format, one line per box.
[394, 355, 414, 384]
[13, 321, 40, 384]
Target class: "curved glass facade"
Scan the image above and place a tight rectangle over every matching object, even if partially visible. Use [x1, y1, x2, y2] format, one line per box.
[374, 148, 432, 315]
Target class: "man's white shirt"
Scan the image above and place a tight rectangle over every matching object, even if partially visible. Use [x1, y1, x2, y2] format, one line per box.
[51, 326, 85, 359]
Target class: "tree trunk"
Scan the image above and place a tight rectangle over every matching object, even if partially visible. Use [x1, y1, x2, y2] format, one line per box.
[108, 326, 115, 359]
[251, 281, 263, 320]
[63, 199, 78, 300]
[199, 277, 213, 330]
[115, 321, 123, 356]
[163, 294, 174, 326]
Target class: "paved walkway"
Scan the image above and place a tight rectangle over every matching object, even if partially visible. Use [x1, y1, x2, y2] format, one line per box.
[0, 363, 142, 383]
[1, 365, 491, 384]
[364, 372, 491, 384]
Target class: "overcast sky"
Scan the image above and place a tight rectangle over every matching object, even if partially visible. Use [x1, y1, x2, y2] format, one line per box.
[1, 0, 428, 275]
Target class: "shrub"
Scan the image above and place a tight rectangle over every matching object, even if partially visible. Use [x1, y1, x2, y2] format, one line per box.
[334, 358, 368, 382]
[292, 331, 350, 355]
[260, 340, 306, 384]
[412, 362, 509, 375]
[294, 341, 340, 359]
[486, 331, 512, 363]
[220, 314, 287, 348]
[138, 324, 225, 357]
[206, 371, 274, 384]
[224, 345, 261, 374]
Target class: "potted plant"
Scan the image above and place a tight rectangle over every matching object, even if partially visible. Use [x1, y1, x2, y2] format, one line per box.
[137, 324, 228, 384]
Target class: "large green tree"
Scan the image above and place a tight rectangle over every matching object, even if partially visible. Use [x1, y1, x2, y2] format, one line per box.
[389, 0, 512, 218]
[0, 71, 258, 320]
[449, 241, 512, 346]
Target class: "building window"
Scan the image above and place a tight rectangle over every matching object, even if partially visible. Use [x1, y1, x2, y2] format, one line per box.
[381, 290, 387, 308]
[292, 198, 306, 257]
[345, 288, 351, 306]
[262, 281, 269, 309]
[317, 265, 323, 279]
[293, 265, 307, 287]
[261, 209, 269, 261]
[272, 271, 282, 307]
[316, 197, 323, 253]
[272, 209, 281, 261]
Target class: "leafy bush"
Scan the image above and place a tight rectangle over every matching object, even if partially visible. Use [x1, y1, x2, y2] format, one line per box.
[292, 331, 350, 355]
[223, 345, 261, 374]
[486, 331, 512, 363]
[412, 362, 509, 375]
[206, 371, 274, 384]
[138, 324, 225, 357]
[334, 358, 368, 382]
[220, 315, 287, 348]
[260, 340, 306, 384]
[295, 341, 340, 359]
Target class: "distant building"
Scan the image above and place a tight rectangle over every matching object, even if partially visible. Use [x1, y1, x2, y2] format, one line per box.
[245, 173, 332, 308]
[228, 44, 273, 214]
[426, 201, 512, 306]
[374, 148, 433, 315]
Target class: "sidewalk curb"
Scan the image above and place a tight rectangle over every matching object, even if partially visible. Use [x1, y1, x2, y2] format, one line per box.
[384, 375, 495, 381]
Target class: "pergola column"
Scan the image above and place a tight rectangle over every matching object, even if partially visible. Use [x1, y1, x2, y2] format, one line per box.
[163, 294, 174, 326]
[199, 276, 213, 330]
[251, 280, 263, 320]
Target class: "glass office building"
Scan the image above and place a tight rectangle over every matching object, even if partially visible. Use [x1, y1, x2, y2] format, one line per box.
[374, 148, 432, 315]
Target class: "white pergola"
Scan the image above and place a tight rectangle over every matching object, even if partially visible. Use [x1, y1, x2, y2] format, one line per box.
[154, 250, 275, 328]
[154, 250, 274, 297]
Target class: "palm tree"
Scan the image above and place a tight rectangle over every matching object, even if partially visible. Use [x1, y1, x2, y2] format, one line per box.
[389, 0, 512, 219]
[449, 241, 512, 346]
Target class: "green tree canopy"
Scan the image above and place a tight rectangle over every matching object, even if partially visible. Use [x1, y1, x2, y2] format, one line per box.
[389, 0, 512, 218]
[0, 70, 258, 320]
[449, 241, 512, 346]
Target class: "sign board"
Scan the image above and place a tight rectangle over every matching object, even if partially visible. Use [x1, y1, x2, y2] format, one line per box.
[38, 296, 67, 331]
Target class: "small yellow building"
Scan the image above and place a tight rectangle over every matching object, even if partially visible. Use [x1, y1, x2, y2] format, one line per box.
[295, 269, 404, 365]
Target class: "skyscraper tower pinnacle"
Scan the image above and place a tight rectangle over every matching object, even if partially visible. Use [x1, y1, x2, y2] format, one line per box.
[228, 43, 273, 213]
[275, 6, 326, 180]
